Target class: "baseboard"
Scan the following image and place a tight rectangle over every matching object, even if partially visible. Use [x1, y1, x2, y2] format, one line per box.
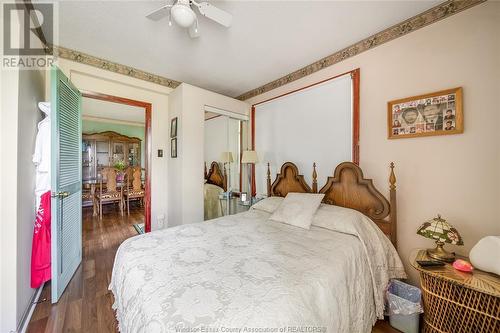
[17, 283, 44, 333]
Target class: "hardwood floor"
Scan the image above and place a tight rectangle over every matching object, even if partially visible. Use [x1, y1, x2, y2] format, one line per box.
[372, 320, 402, 333]
[27, 203, 400, 333]
[27, 203, 144, 333]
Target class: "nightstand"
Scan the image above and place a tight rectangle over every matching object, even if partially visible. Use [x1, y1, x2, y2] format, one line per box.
[219, 197, 251, 216]
[410, 250, 500, 333]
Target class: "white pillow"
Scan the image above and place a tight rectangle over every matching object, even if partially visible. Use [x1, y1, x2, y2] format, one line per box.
[469, 236, 500, 275]
[250, 197, 284, 213]
[269, 193, 325, 229]
[312, 203, 363, 230]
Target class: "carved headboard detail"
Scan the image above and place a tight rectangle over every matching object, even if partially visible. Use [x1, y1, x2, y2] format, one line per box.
[266, 161, 398, 247]
[205, 161, 227, 191]
[268, 162, 313, 197]
[320, 162, 390, 220]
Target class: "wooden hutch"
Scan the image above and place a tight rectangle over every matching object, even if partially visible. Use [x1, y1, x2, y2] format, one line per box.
[82, 131, 141, 182]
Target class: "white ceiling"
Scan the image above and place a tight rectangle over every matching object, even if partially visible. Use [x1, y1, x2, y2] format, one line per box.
[82, 97, 145, 124]
[52, 1, 440, 97]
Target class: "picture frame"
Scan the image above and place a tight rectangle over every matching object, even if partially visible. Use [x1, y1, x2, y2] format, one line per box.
[170, 117, 178, 138]
[388, 87, 463, 139]
[171, 138, 177, 158]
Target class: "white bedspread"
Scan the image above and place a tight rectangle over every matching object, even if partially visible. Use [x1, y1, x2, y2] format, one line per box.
[110, 208, 405, 333]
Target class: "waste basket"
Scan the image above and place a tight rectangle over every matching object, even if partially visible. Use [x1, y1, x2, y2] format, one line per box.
[387, 279, 423, 333]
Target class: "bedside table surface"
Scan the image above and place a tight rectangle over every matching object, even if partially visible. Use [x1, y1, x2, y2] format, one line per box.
[410, 249, 500, 298]
[219, 197, 251, 216]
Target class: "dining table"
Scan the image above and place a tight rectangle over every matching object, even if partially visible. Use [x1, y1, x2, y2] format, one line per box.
[83, 177, 145, 216]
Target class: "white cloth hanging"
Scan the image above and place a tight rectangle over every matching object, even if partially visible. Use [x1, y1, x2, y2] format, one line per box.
[33, 102, 51, 210]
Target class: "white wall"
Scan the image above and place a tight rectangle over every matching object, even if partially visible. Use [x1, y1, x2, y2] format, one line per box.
[52, 58, 172, 230]
[0, 11, 46, 332]
[246, 2, 500, 284]
[0, 64, 21, 333]
[167, 85, 183, 227]
[0, 68, 45, 333]
[168, 83, 249, 226]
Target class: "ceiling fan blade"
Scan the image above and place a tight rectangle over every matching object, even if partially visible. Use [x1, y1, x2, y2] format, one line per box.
[188, 24, 200, 38]
[196, 2, 232, 27]
[146, 4, 172, 21]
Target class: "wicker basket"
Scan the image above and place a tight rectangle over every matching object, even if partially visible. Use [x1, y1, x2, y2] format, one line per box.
[412, 250, 500, 333]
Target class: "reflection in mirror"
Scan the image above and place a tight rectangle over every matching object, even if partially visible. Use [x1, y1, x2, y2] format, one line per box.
[204, 111, 245, 220]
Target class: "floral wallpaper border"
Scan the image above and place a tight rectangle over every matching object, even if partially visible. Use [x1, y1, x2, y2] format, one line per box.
[51, 45, 181, 89]
[236, 0, 486, 101]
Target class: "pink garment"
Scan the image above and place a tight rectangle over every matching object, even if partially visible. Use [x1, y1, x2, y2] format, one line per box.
[31, 190, 51, 288]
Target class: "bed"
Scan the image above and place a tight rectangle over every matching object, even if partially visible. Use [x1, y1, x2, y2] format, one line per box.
[110, 162, 406, 332]
[204, 161, 226, 219]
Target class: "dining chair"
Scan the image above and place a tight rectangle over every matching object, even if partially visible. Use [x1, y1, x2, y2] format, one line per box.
[123, 166, 145, 215]
[95, 167, 123, 219]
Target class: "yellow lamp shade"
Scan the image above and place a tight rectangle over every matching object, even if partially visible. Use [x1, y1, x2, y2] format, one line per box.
[219, 152, 234, 163]
[241, 150, 258, 164]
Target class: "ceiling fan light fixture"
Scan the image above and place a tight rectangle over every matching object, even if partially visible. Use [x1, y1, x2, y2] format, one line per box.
[171, 2, 196, 28]
[146, 0, 233, 38]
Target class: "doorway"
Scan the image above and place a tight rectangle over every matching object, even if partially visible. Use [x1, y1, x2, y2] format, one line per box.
[48, 67, 154, 303]
[81, 91, 152, 233]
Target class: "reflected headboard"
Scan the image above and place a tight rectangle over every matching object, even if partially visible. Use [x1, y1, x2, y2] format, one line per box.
[205, 161, 227, 191]
[266, 161, 397, 247]
[269, 162, 313, 197]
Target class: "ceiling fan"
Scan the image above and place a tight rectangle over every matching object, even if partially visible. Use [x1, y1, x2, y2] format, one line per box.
[146, 0, 232, 38]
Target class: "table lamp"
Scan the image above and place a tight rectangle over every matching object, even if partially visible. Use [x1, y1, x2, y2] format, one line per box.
[417, 214, 463, 262]
[219, 152, 234, 164]
[241, 150, 259, 203]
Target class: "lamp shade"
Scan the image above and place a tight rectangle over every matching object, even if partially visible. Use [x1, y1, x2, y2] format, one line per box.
[219, 152, 234, 163]
[417, 215, 463, 245]
[241, 150, 259, 164]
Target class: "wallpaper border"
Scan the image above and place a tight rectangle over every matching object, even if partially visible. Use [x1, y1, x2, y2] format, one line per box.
[236, 0, 486, 101]
[51, 45, 181, 89]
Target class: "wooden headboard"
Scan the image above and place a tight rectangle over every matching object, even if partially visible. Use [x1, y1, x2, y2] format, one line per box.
[205, 161, 227, 191]
[266, 161, 397, 247]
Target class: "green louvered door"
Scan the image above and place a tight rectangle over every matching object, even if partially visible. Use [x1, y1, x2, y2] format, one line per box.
[50, 66, 82, 303]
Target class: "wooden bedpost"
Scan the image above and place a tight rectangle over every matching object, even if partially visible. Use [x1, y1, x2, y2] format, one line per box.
[389, 162, 397, 249]
[312, 163, 318, 193]
[267, 162, 271, 196]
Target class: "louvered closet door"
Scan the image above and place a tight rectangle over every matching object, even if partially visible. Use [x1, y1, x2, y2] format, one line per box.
[50, 66, 82, 303]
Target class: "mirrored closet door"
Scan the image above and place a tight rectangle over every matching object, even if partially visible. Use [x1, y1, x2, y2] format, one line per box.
[204, 108, 248, 220]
